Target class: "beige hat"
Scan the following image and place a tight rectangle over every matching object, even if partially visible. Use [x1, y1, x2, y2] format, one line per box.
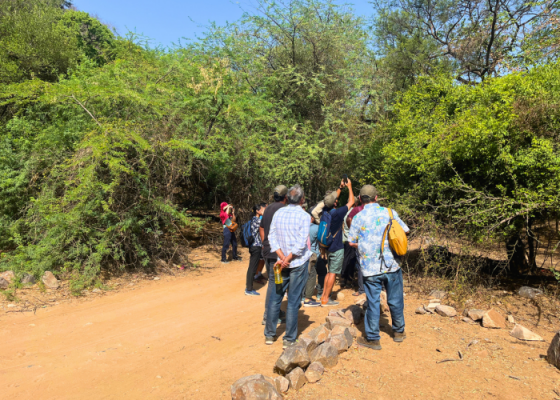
[360, 185, 378, 198]
[324, 193, 337, 208]
[274, 185, 288, 196]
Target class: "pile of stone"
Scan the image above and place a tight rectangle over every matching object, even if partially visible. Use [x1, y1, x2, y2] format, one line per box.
[415, 289, 457, 317]
[0, 270, 56, 290]
[231, 305, 362, 399]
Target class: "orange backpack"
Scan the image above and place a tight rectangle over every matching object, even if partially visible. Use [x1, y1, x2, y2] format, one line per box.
[380, 208, 408, 256]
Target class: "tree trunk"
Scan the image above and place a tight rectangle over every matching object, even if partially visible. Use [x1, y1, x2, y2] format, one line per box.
[506, 234, 527, 277]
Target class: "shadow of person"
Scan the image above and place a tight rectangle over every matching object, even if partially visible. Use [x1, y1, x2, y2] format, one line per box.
[272, 302, 315, 339]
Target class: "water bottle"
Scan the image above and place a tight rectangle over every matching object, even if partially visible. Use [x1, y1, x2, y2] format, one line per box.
[274, 262, 283, 284]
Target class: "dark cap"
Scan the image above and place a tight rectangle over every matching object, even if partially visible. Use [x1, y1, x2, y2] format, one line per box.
[274, 185, 288, 196]
[360, 185, 377, 198]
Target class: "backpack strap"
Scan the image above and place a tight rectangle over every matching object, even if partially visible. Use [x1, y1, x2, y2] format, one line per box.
[380, 208, 393, 256]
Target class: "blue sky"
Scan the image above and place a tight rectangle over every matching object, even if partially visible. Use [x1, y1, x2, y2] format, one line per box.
[73, 0, 374, 48]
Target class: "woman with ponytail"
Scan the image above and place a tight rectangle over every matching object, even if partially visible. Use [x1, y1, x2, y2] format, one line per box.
[245, 203, 267, 296]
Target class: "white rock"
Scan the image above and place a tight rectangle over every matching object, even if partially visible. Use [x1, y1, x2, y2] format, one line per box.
[510, 324, 544, 341]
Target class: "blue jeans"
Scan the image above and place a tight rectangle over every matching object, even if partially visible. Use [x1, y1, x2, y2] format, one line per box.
[363, 269, 405, 341]
[221, 227, 237, 261]
[264, 262, 309, 342]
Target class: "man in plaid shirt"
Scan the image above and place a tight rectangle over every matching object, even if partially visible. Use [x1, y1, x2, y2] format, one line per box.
[265, 184, 312, 348]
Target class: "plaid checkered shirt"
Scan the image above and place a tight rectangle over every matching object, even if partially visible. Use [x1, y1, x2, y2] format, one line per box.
[268, 204, 312, 268]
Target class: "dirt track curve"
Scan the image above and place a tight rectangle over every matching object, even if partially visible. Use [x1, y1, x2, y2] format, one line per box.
[1, 247, 559, 399]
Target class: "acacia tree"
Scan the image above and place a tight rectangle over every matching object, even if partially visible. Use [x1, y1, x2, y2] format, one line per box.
[374, 0, 558, 83]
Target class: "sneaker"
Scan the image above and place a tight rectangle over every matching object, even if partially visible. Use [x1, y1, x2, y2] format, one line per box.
[221, 260, 229, 264]
[283, 339, 296, 349]
[321, 299, 340, 307]
[357, 337, 382, 350]
[245, 290, 260, 296]
[233, 257, 243, 261]
[393, 331, 407, 343]
[265, 336, 275, 345]
[303, 299, 321, 307]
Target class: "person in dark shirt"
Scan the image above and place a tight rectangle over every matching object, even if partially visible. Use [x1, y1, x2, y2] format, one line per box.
[320, 178, 355, 306]
[260, 185, 288, 325]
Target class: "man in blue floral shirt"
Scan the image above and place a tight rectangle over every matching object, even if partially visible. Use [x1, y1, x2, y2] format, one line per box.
[348, 185, 410, 350]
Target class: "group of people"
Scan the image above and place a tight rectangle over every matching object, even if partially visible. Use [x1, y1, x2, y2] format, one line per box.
[219, 178, 410, 350]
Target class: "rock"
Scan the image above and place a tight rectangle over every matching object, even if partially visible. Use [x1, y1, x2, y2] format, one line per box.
[325, 316, 352, 330]
[426, 303, 438, 311]
[518, 286, 542, 299]
[42, 271, 59, 289]
[298, 336, 319, 354]
[153, 277, 160, 281]
[507, 315, 515, 324]
[428, 289, 447, 300]
[429, 298, 441, 304]
[435, 305, 457, 317]
[482, 309, 506, 329]
[337, 292, 345, 301]
[92, 288, 101, 293]
[274, 343, 310, 375]
[380, 290, 390, 314]
[548, 331, 560, 370]
[274, 376, 289, 393]
[328, 309, 345, 318]
[355, 294, 367, 306]
[343, 305, 362, 324]
[330, 325, 354, 346]
[309, 342, 339, 368]
[7, 304, 16, 308]
[462, 317, 477, 324]
[305, 361, 324, 383]
[0, 277, 8, 290]
[231, 374, 282, 400]
[327, 333, 351, 353]
[348, 326, 358, 337]
[0, 271, 15, 283]
[286, 367, 307, 391]
[416, 307, 427, 315]
[304, 324, 330, 345]
[467, 309, 486, 321]
[21, 273, 36, 285]
[510, 324, 544, 341]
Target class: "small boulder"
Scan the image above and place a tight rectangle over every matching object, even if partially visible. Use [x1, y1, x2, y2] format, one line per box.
[298, 336, 319, 354]
[286, 367, 307, 390]
[415, 307, 427, 315]
[510, 324, 544, 341]
[507, 315, 515, 324]
[274, 376, 289, 393]
[275, 343, 310, 375]
[344, 305, 362, 324]
[482, 309, 506, 329]
[429, 298, 441, 304]
[304, 324, 330, 345]
[0, 277, 8, 290]
[231, 374, 282, 400]
[435, 305, 457, 317]
[0, 271, 15, 283]
[305, 361, 324, 383]
[336, 292, 345, 301]
[326, 316, 352, 330]
[462, 317, 477, 324]
[328, 309, 345, 318]
[42, 271, 59, 289]
[518, 286, 542, 299]
[426, 303, 438, 311]
[21, 273, 36, 285]
[327, 333, 351, 353]
[428, 290, 447, 300]
[467, 309, 486, 321]
[355, 294, 367, 306]
[330, 325, 354, 346]
[309, 342, 339, 368]
[92, 288, 101, 293]
[547, 331, 560, 370]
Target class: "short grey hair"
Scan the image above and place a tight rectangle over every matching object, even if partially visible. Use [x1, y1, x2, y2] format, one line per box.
[287, 184, 304, 205]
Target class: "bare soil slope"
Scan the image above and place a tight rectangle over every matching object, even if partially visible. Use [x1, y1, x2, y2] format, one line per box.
[1, 247, 559, 399]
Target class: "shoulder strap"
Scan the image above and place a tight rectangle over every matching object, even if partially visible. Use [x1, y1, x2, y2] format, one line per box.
[388, 208, 394, 220]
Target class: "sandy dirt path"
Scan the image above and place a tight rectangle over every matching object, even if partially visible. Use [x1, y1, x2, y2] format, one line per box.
[1, 247, 559, 399]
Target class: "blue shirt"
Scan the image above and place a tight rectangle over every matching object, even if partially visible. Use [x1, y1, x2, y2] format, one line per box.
[269, 205, 313, 268]
[327, 205, 348, 253]
[309, 223, 319, 256]
[348, 203, 410, 277]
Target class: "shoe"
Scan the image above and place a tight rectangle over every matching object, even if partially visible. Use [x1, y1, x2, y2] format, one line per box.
[245, 290, 260, 296]
[321, 299, 340, 307]
[265, 336, 275, 345]
[393, 331, 407, 343]
[303, 299, 321, 307]
[221, 260, 229, 264]
[233, 257, 243, 261]
[283, 339, 296, 349]
[357, 337, 382, 350]
[352, 291, 364, 296]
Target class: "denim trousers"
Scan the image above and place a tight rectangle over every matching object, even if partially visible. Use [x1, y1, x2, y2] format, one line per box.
[264, 262, 309, 342]
[363, 268, 405, 341]
[221, 227, 237, 261]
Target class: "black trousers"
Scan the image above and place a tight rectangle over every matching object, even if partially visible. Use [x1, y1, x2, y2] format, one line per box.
[315, 255, 328, 297]
[246, 246, 262, 291]
[342, 242, 357, 282]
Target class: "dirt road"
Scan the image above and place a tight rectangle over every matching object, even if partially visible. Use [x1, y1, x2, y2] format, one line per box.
[1, 247, 559, 399]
